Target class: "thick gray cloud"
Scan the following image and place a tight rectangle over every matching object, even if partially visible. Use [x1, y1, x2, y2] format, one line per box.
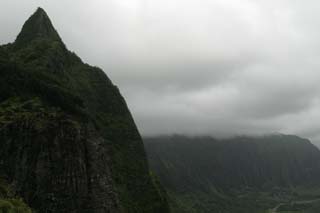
[2, 0, 320, 144]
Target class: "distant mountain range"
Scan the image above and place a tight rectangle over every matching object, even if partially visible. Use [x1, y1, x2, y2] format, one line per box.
[145, 135, 320, 213]
[2, 6, 320, 213]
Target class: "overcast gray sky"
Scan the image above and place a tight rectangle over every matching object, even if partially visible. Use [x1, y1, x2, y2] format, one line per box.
[2, 0, 320, 144]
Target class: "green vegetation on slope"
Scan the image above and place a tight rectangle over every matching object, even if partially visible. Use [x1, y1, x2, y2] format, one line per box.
[0, 179, 32, 213]
[0, 8, 169, 212]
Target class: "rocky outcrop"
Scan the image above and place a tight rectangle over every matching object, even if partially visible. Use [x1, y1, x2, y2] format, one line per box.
[0, 99, 120, 212]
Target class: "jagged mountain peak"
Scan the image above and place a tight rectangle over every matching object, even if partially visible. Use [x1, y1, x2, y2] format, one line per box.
[0, 7, 170, 212]
[15, 7, 62, 45]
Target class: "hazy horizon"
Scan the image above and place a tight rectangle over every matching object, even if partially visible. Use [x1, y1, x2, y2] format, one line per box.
[2, 1, 320, 145]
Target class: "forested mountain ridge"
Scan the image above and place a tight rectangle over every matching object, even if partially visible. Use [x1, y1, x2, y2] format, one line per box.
[145, 135, 320, 212]
[0, 8, 169, 213]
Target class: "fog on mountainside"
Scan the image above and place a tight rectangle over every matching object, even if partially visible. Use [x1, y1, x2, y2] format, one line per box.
[2, 2, 320, 213]
[2, 2, 320, 145]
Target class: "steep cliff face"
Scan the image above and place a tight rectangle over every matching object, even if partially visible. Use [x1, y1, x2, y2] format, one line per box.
[0, 8, 169, 213]
[145, 135, 320, 191]
[0, 98, 119, 212]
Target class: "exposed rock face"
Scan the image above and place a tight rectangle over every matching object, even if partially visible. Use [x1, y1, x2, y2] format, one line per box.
[0, 8, 169, 213]
[0, 99, 119, 212]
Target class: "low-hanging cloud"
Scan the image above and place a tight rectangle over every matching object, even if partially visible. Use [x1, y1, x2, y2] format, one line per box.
[2, 0, 320, 144]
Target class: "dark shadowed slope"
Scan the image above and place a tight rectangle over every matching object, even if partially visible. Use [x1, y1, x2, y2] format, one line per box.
[0, 8, 169, 213]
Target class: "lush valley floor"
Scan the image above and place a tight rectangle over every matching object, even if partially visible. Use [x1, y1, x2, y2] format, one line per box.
[168, 187, 320, 213]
